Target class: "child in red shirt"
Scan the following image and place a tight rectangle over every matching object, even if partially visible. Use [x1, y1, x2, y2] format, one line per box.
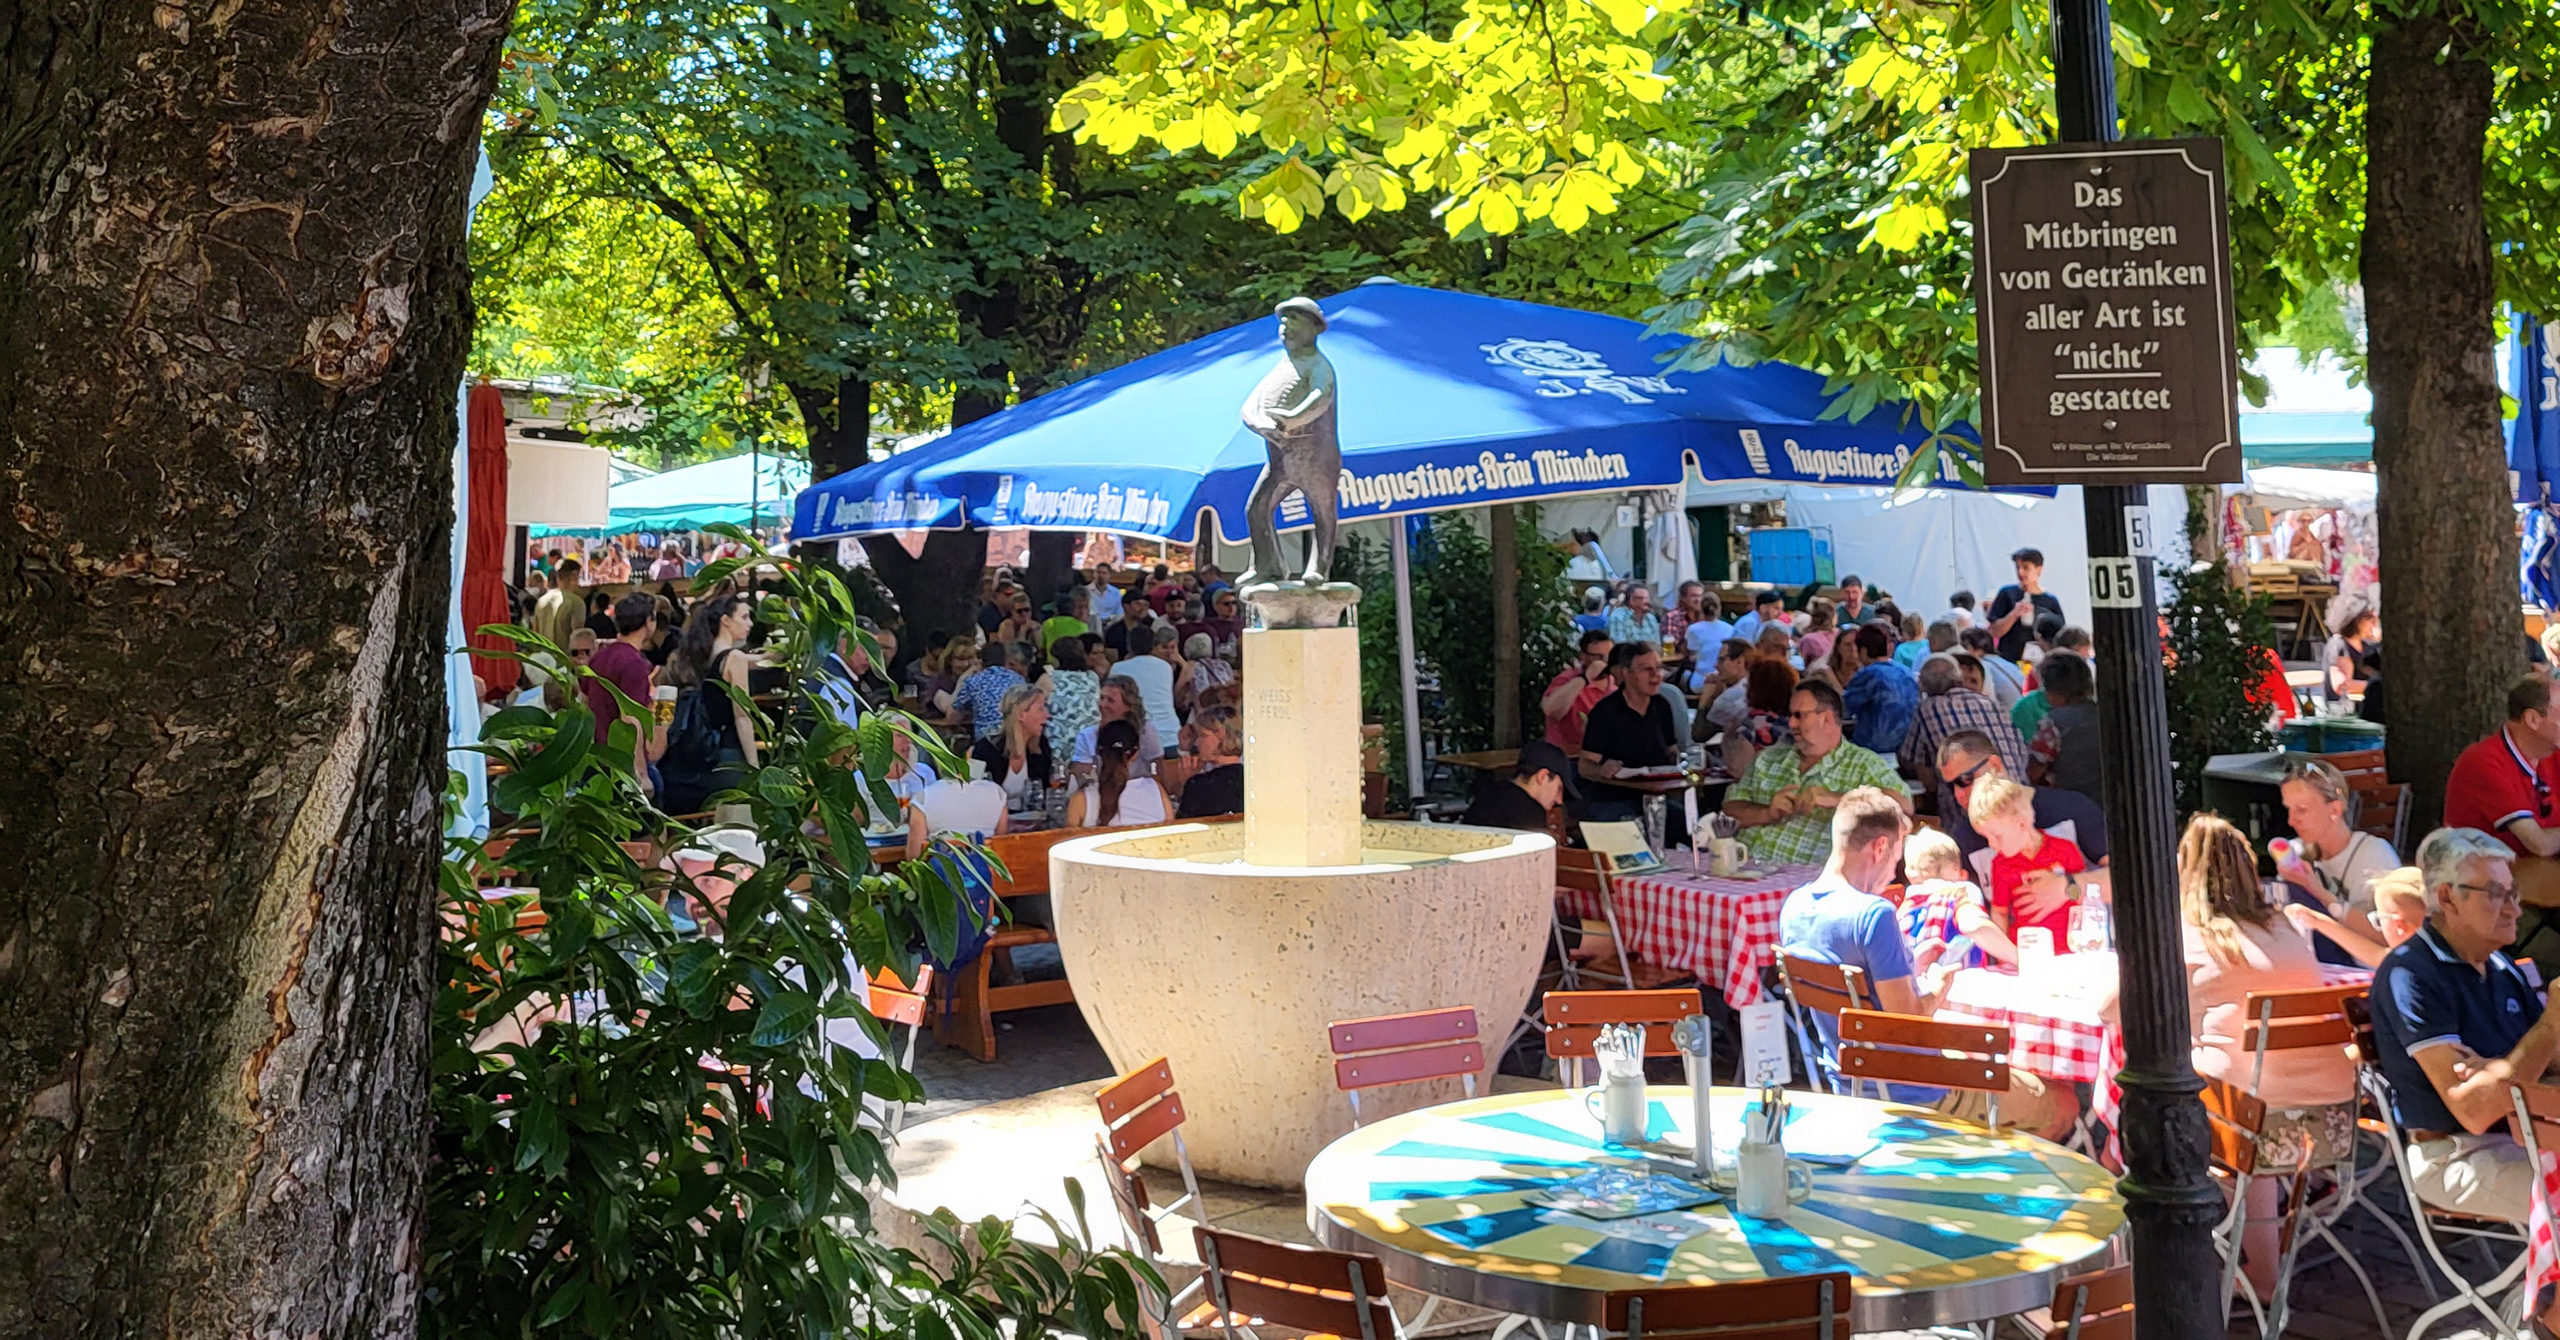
[1968, 775, 2089, 946]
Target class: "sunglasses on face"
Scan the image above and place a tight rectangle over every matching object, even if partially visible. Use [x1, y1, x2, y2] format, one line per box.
[1946, 756, 1992, 792]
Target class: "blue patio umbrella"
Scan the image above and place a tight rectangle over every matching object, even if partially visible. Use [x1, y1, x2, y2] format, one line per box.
[802, 278, 2016, 796]
[2513, 318, 2560, 606]
[794, 279, 2004, 546]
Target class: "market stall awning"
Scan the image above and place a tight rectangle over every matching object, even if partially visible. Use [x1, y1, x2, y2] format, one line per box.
[794, 279, 2007, 544]
[535, 452, 808, 536]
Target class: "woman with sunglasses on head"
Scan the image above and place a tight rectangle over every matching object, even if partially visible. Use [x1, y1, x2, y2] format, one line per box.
[2269, 758, 2399, 966]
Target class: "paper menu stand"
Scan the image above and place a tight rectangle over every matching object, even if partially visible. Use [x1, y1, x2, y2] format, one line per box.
[1739, 1001, 1793, 1088]
[1583, 820, 1665, 876]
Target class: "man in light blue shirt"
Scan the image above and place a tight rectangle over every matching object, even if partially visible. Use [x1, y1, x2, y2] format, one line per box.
[1778, 789, 1929, 1098]
[1606, 584, 1661, 648]
[1730, 589, 1786, 644]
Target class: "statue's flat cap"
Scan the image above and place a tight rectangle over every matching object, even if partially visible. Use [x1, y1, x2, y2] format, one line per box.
[1275, 296, 1328, 328]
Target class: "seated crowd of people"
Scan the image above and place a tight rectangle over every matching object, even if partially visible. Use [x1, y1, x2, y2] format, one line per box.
[861, 563, 1252, 854]
[1532, 550, 2108, 862]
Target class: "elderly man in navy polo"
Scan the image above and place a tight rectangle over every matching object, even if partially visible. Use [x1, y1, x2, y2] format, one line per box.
[2371, 827, 2560, 1243]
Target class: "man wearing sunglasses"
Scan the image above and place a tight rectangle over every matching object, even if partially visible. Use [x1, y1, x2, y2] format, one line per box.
[1934, 730, 2108, 916]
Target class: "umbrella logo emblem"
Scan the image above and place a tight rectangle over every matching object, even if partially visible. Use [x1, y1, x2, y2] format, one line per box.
[1481, 338, 1685, 405]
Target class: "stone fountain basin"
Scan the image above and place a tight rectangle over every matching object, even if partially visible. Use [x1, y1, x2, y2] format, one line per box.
[1050, 820, 1556, 1188]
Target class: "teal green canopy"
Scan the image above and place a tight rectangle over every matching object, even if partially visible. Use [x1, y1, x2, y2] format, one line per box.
[2240, 410, 2372, 465]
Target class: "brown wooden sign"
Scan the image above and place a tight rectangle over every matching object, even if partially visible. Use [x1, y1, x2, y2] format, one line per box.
[1970, 138, 2241, 485]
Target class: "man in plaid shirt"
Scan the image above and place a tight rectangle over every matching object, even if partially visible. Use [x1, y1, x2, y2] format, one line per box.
[1724, 680, 1910, 866]
[1901, 655, 2028, 813]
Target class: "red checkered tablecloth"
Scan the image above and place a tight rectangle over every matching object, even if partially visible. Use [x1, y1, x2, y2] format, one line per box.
[1936, 956, 2372, 1170]
[1554, 863, 1818, 1006]
[1936, 956, 2119, 1083]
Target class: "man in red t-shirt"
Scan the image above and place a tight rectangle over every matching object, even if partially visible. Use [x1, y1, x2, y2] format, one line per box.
[2444, 673, 2560, 975]
[1541, 629, 1616, 754]
[2444, 674, 2560, 856]
[584, 592, 664, 795]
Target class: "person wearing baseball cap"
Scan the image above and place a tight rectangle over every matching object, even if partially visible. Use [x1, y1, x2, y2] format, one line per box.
[1463, 740, 1577, 831]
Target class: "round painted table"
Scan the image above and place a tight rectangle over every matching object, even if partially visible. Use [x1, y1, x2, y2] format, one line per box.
[1303, 1087, 2124, 1331]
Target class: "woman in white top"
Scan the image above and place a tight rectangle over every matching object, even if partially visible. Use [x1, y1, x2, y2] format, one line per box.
[1068, 720, 1169, 828]
[2272, 757, 2398, 931]
[904, 777, 1011, 859]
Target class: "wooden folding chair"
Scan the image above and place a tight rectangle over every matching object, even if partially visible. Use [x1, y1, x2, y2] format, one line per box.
[1553, 846, 1639, 992]
[1544, 989, 1703, 1087]
[1328, 1007, 1483, 1127]
[1773, 953, 1874, 1095]
[1097, 1058, 1212, 1333]
[2037, 1262, 2132, 1340]
[1600, 1272, 1852, 1340]
[866, 965, 935, 1137]
[2224, 984, 2393, 1335]
[1833, 1010, 2007, 1125]
[2198, 1076, 2277, 1334]
[1193, 1226, 1403, 1340]
[2347, 780, 2410, 851]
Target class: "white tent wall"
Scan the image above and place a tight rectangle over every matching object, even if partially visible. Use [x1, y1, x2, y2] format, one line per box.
[1684, 481, 2191, 617]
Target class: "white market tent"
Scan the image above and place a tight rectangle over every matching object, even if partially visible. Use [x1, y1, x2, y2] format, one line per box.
[1676, 476, 2196, 613]
[533, 452, 810, 537]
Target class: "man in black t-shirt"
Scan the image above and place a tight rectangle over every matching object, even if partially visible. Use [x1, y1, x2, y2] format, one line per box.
[1577, 643, 1679, 821]
[1103, 600, 1153, 657]
[1985, 546, 2065, 662]
[1462, 741, 1576, 831]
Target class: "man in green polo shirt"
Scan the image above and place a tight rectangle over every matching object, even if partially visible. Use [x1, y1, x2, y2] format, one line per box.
[1723, 680, 1911, 867]
[1040, 588, 1093, 654]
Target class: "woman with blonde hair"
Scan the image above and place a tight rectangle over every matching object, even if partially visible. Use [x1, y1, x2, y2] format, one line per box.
[2269, 757, 2398, 962]
[2179, 812, 2354, 1301]
[969, 683, 1053, 809]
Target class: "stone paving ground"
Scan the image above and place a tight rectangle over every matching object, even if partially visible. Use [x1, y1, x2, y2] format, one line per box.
[902, 955, 2525, 1338]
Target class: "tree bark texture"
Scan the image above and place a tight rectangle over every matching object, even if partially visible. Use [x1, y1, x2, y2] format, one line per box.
[1490, 505, 1522, 748]
[0, 3, 507, 1336]
[2364, 10, 2519, 832]
[863, 531, 990, 647]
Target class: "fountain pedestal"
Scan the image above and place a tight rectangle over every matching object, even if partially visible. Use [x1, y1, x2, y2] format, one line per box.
[1049, 581, 1555, 1187]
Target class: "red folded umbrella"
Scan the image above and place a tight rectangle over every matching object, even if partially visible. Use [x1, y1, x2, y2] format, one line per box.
[463, 383, 519, 697]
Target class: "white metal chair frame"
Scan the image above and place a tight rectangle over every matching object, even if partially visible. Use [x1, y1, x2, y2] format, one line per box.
[1512, 850, 1643, 1062]
[2360, 1058, 2529, 1340]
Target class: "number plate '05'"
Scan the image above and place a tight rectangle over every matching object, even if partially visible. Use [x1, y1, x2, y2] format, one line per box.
[2088, 559, 2143, 609]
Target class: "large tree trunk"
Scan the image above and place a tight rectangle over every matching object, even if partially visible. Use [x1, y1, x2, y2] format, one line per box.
[1490, 505, 1522, 748]
[0, 3, 505, 1336]
[2365, 11, 2518, 832]
[1026, 532, 1079, 612]
[864, 531, 990, 647]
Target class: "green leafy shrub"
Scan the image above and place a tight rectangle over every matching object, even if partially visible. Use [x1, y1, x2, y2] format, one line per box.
[2163, 552, 2281, 818]
[427, 528, 1154, 1340]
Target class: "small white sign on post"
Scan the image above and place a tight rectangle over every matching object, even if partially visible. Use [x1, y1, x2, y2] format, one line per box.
[1739, 1001, 1793, 1087]
[2089, 558, 2143, 609]
[2124, 504, 2156, 557]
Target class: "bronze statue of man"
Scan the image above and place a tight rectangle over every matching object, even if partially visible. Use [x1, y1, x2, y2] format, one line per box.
[1237, 296, 1340, 586]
